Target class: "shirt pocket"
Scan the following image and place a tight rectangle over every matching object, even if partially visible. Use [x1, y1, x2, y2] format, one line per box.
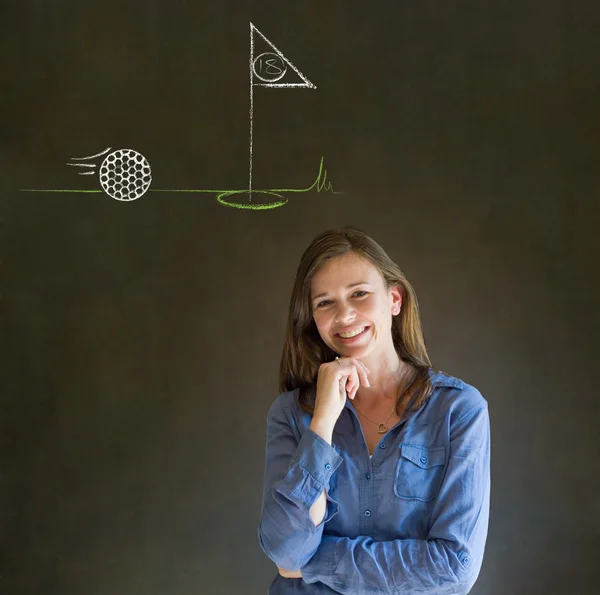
[394, 444, 447, 502]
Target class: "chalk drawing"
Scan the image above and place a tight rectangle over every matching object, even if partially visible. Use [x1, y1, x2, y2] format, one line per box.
[64, 147, 153, 200]
[99, 149, 152, 201]
[20, 23, 340, 210]
[67, 147, 111, 176]
[253, 53, 287, 83]
[247, 23, 316, 206]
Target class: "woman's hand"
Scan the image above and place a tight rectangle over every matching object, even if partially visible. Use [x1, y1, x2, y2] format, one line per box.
[277, 565, 302, 578]
[313, 356, 371, 424]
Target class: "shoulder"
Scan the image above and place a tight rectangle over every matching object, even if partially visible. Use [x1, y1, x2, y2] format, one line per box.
[427, 369, 488, 422]
[266, 388, 314, 427]
[265, 388, 314, 441]
[267, 389, 299, 420]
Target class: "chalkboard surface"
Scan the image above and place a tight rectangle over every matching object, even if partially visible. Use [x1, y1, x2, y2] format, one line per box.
[1, 1, 599, 594]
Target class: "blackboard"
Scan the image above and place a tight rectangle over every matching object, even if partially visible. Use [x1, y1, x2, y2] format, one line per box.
[2, 1, 599, 594]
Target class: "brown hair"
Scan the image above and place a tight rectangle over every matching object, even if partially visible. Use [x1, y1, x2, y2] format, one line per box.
[278, 225, 435, 416]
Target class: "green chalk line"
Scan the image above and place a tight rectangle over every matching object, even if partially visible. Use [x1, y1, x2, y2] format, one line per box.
[150, 157, 343, 195]
[19, 189, 104, 193]
[19, 157, 343, 211]
[19, 157, 343, 197]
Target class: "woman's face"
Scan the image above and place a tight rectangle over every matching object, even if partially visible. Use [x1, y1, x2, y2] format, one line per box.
[310, 252, 402, 359]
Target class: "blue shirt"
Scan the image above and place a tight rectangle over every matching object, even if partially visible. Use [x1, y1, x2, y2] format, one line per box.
[258, 369, 491, 594]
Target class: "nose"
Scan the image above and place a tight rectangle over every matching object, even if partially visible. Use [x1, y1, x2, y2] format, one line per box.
[334, 302, 356, 324]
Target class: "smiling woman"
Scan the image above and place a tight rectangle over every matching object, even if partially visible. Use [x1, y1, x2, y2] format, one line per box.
[257, 226, 491, 595]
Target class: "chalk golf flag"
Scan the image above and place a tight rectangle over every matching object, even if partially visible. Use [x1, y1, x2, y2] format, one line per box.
[250, 23, 316, 89]
[246, 23, 316, 204]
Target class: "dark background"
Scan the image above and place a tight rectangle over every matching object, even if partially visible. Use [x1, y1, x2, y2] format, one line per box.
[1, 1, 599, 593]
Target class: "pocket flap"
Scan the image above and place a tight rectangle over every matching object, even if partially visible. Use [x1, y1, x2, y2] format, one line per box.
[400, 444, 446, 469]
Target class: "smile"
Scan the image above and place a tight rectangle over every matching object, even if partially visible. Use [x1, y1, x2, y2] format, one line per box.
[336, 326, 370, 340]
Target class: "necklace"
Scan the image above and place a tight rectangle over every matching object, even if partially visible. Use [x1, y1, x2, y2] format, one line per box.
[352, 401, 397, 434]
[352, 368, 416, 434]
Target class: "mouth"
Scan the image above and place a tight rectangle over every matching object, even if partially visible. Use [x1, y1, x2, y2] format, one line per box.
[336, 326, 370, 342]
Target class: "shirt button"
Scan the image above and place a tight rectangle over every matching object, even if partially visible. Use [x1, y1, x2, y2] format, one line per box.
[325, 463, 331, 470]
[420, 456, 427, 464]
[380, 443, 387, 449]
[364, 510, 371, 516]
[366, 473, 371, 480]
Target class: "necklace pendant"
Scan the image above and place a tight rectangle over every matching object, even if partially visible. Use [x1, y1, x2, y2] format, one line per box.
[377, 423, 388, 434]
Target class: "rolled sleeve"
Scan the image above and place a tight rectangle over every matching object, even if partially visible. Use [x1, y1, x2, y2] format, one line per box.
[258, 396, 344, 571]
[286, 429, 344, 506]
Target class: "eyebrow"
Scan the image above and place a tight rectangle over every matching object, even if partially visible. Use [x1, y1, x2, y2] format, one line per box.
[312, 281, 370, 301]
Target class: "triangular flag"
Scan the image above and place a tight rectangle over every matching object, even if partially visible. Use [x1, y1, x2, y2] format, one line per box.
[250, 23, 316, 89]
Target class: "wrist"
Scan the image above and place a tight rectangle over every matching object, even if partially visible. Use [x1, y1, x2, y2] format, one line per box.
[309, 417, 334, 444]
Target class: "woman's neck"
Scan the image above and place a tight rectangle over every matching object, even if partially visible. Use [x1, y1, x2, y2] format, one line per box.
[354, 356, 415, 407]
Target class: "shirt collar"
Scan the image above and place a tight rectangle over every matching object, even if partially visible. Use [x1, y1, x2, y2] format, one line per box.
[428, 368, 464, 390]
[333, 368, 463, 436]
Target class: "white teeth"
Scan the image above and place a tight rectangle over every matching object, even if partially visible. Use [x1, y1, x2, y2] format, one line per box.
[339, 327, 366, 338]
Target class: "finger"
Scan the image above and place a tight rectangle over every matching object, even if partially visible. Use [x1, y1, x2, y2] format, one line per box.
[342, 357, 369, 376]
[359, 365, 371, 388]
[344, 376, 356, 398]
[352, 358, 371, 375]
[336, 358, 369, 391]
[339, 377, 348, 398]
[336, 356, 369, 376]
[348, 358, 370, 388]
[336, 360, 355, 386]
[336, 360, 367, 394]
[344, 367, 356, 400]
[357, 359, 371, 378]
[351, 367, 360, 399]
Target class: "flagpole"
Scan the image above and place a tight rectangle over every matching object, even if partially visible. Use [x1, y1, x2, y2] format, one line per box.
[248, 23, 316, 204]
[249, 23, 254, 201]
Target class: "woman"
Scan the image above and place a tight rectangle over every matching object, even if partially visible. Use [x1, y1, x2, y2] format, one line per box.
[258, 226, 491, 594]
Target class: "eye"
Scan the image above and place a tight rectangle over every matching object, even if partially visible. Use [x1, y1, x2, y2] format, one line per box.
[314, 291, 368, 309]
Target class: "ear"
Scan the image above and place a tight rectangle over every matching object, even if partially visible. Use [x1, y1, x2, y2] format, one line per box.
[390, 285, 402, 315]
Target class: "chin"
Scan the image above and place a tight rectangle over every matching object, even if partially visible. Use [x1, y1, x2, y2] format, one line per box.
[339, 344, 373, 359]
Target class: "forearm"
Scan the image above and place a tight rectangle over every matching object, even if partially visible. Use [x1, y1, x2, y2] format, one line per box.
[259, 413, 342, 570]
[302, 535, 481, 595]
[308, 417, 334, 527]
